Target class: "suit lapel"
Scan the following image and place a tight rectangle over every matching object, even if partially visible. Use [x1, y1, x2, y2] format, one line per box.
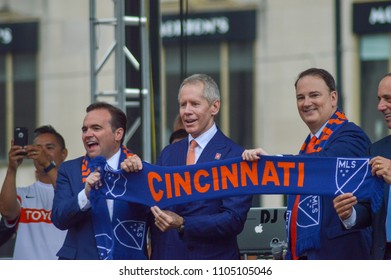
[170, 139, 188, 166]
[198, 130, 228, 163]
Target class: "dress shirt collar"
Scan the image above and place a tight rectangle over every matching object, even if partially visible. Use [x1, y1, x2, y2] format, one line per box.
[188, 123, 217, 149]
[312, 121, 328, 139]
[106, 148, 121, 169]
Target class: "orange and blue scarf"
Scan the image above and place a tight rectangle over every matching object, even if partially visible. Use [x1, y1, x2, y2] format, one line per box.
[87, 114, 383, 260]
[287, 109, 353, 259]
[83, 146, 149, 260]
[90, 154, 382, 210]
[89, 112, 383, 214]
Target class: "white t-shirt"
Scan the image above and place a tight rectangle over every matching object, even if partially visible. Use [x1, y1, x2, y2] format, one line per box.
[5, 181, 67, 260]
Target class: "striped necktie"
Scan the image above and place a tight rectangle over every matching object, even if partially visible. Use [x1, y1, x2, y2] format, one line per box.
[186, 140, 198, 165]
[305, 135, 317, 153]
[290, 135, 317, 259]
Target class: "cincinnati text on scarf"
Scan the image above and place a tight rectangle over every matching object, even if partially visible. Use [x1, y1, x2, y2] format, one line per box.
[89, 155, 383, 212]
[147, 160, 305, 203]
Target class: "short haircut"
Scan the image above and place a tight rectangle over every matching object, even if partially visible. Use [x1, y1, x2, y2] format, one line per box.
[294, 68, 336, 92]
[86, 102, 127, 144]
[34, 125, 66, 149]
[178, 74, 220, 105]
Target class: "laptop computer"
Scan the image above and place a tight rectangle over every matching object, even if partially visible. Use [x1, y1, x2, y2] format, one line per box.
[237, 207, 287, 257]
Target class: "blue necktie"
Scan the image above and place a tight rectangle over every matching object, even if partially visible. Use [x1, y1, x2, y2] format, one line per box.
[386, 185, 391, 242]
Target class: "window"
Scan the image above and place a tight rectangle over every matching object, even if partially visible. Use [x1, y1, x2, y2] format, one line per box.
[360, 34, 389, 142]
[0, 22, 38, 160]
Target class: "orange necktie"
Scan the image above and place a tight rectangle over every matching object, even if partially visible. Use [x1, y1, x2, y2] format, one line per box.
[186, 140, 198, 165]
[290, 135, 317, 259]
[305, 135, 317, 153]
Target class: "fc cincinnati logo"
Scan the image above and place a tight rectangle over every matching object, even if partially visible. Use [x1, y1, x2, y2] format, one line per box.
[335, 158, 369, 195]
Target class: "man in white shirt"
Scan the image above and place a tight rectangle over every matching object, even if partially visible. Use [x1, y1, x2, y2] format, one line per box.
[0, 125, 68, 259]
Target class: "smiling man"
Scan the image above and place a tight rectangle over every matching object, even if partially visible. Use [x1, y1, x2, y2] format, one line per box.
[288, 68, 372, 260]
[134, 74, 253, 259]
[52, 102, 149, 260]
[242, 68, 372, 260]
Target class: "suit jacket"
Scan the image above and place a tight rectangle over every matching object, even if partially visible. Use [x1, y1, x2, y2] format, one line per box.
[150, 129, 253, 260]
[296, 121, 373, 259]
[365, 135, 391, 259]
[52, 157, 150, 260]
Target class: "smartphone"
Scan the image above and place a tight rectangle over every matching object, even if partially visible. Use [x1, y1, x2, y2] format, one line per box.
[14, 127, 28, 155]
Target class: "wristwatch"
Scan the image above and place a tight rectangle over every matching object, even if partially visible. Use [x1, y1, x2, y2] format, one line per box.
[44, 161, 56, 173]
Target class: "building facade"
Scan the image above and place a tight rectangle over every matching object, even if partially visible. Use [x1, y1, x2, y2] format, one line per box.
[0, 0, 389, 207]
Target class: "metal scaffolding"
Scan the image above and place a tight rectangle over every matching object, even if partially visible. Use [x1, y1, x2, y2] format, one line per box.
[89, 0, 151, 162]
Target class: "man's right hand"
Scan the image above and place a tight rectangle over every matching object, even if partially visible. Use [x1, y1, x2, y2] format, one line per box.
[333, 193, 357, 220]
[121, 154, 143, 172]
[9, 139, 27, 171]
[84, 170, 102, 198]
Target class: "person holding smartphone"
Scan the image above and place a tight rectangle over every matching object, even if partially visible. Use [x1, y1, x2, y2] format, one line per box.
[0, 125, 68, 259]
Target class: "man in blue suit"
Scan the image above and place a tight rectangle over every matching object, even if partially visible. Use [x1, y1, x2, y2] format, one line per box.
[52, 102, 149, 260]
[125, 74, 252, 259]
[243, 68, 372, 259]
[334, 73, 391, 259]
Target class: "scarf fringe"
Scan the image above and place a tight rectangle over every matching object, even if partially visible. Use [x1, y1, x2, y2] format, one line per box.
[285, 232, 321, 260]
[296, 231, 321, 257]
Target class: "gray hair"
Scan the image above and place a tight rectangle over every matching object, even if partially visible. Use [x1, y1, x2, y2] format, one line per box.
[178, 74, 220, 105]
